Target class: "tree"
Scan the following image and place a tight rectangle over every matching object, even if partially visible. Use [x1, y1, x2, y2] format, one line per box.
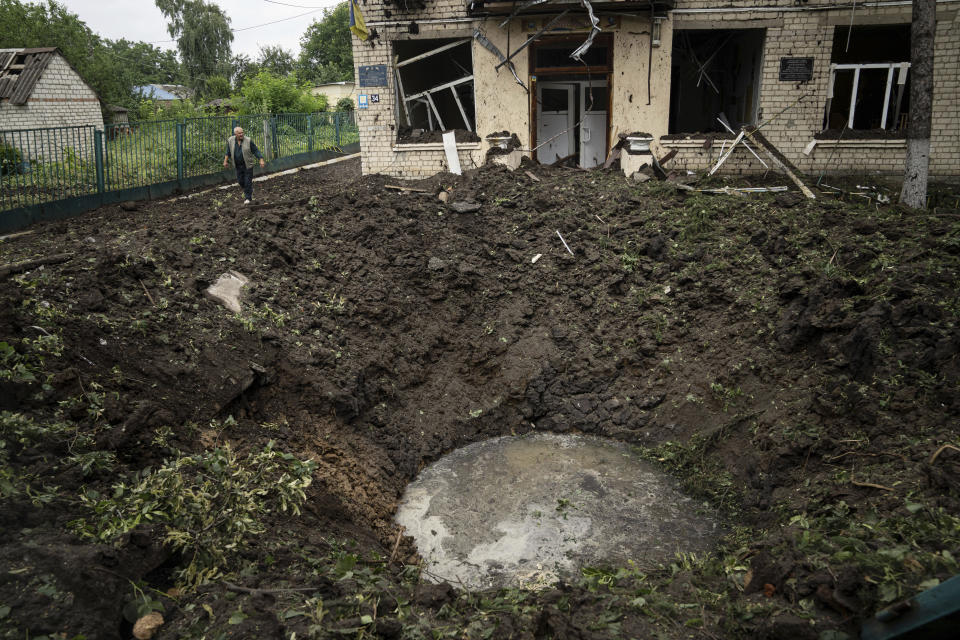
[230, 53, 259, 91]
[155, 0, 234, 98]
[297, 2, 353, 84]
[257, 45, 295, 77]
[0, 0, 184, 108]
[900, 0, 935, 208]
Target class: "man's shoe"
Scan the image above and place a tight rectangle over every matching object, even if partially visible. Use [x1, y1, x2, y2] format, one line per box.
[243, 199, 251, 205]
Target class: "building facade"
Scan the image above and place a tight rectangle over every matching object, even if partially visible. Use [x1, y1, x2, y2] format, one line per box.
[350, 0, 959, 178]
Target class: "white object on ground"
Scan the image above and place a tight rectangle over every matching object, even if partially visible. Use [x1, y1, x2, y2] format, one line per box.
[443, 131, 462, 175]
[204, 270, 249, 314]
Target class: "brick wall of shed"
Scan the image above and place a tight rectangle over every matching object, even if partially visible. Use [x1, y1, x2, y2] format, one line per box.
[0, 55, 104, 161]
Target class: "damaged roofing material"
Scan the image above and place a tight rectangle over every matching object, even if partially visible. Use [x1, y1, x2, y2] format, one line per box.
[570, 0, 601, 63]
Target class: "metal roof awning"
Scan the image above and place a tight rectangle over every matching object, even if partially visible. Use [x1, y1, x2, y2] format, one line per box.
[468, 0, 674, 17]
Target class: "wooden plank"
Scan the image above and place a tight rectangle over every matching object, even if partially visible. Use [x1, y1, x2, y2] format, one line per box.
[743, 129, 816, 200]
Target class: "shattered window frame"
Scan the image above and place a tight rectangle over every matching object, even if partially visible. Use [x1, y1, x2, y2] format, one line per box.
[393, 37, 476, 142]
[667, 28, 766, 135]
[822, 24, 911, 133]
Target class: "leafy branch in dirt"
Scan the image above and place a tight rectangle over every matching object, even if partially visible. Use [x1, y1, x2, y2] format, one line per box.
[0, 333, 62, 387]
[70, 440, 317, 586]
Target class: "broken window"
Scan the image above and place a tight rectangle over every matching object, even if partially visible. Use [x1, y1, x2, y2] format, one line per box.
[394, 38, 475, 140]
[823, 25, 910, 132]
[669, 29, 765, 134]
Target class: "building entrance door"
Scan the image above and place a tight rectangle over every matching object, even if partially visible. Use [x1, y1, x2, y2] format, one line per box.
[535, 80, 608, 167]
[536, 82, 575, 164]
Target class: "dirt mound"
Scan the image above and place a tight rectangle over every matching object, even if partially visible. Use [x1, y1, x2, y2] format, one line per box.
[1, 157, 958, 639]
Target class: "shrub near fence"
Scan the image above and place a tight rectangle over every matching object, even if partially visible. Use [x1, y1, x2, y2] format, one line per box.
[0, 111, 358, 215]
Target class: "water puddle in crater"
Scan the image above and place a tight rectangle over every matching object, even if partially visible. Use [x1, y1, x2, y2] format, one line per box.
[395, 432, 721, 590]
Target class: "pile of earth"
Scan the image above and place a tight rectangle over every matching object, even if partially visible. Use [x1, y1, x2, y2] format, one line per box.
[1, 156, 958, 640]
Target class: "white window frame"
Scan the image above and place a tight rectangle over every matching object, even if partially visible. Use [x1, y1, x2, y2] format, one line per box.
[825, 62, 910, 130]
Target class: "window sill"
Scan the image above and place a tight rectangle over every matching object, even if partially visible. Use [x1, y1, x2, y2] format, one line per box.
[392, 142, 482, 152]
[813, 138, 907, 149]
[659, 137, 722, 149]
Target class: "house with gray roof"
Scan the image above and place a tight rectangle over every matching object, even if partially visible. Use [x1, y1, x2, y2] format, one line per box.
[0, 47, 104, 133]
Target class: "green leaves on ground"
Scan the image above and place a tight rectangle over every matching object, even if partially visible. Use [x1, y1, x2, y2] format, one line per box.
[71, 440, 317, 586]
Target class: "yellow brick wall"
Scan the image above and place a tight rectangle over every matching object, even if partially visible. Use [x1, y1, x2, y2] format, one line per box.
[352, 1, 960, 178]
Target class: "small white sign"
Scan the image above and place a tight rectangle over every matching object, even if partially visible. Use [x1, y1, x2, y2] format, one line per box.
[358, 94, 369, 109]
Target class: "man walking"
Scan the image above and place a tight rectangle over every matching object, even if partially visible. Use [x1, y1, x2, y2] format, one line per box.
[223, 126, 266, 204]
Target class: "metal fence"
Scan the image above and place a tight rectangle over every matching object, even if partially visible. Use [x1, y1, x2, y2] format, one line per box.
[1, 110, 358, 213]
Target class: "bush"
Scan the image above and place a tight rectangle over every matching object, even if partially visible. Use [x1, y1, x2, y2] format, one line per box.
[0, 141, 23, 176]
[237, 70, 326, 114]
[71, 440, 316, 587]
[335, 97, 354, 112]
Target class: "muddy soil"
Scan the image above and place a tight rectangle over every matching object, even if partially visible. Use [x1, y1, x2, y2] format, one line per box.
[1, 156, 958, 640]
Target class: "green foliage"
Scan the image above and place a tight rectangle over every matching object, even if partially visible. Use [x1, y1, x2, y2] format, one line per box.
[71, 440, 317, 587]
[0, 0, 183, 108]
[257, 45, 296, 77]
[298, 2, 353, 83]
[0, 411, 71, 502]
[0, 141, 23, 176]
[335, 97, 355, 112]
[0, 334, 62, 386]
[238, 71, 327, 114]
[204, 74, 232, 100]
[786, 501, 960, 606]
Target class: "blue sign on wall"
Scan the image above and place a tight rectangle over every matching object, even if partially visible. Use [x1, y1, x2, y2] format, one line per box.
[358, 64, 388, 87]
[358, 94, 369, 109]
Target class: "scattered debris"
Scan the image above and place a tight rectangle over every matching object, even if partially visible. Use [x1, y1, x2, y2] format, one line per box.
[0, 230, 35, 242]
[531, 253, 542, 264]
[696, 186, 789, 195]
[132, 612, 164, 640]
[443, 131, 462, 175]
[524, 171, 541, 182]
[449, 201, 481, 213]
[555, 230, 574, 256]
[0, 252, 72, 280]
[204, 270, 249, 314]
[385, 185, 429, 193]
[438, 191, 450, 203]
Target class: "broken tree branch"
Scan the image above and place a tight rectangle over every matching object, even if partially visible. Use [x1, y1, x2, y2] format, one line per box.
[929, 443, 960, 465]
[851, 479, 895, 492]
[0, 252, 72, 280]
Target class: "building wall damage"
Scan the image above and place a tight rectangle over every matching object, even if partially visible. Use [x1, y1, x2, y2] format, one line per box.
[350, 0, 959, 179]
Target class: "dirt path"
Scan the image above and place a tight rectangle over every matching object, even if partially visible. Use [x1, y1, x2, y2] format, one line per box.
[1, 157, 958, 639]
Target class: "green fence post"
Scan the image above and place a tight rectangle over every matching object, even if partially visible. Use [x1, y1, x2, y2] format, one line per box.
[94, 129, 105, 195]
[272, 116, 278, 158]
[307, 115, 313, 153]
[176, 122, 184, 181]
[335, 113, 341, 147]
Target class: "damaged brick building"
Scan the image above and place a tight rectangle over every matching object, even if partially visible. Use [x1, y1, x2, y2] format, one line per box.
[350, 0, 959, 178]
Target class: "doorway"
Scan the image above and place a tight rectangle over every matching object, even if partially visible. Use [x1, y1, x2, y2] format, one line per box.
[536, 81, 608, 167]
[530, 34, 612, 168]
